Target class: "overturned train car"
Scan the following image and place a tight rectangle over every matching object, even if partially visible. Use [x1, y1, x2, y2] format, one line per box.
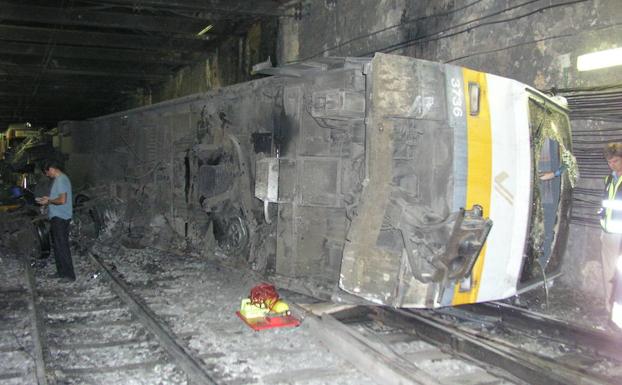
[61, 53, 574, 308]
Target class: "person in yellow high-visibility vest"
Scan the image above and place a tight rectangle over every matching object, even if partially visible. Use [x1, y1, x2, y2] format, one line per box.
[600, 143, 622, 313]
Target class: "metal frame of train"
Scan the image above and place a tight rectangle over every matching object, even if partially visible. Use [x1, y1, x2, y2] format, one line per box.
[60, 53, 574, 308]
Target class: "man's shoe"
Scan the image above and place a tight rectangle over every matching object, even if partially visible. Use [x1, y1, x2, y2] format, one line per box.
[31, 260, 48, 269]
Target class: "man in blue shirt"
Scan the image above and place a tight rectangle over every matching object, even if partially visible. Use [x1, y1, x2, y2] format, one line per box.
[36, 160, 75, 281]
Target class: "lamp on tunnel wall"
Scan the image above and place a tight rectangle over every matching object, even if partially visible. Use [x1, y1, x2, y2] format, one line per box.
[197, 24, 213, 36]
[577, 47, 622, 71]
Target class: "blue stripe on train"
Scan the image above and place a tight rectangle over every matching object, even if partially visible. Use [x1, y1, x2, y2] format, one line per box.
[445, 65, 468, 213]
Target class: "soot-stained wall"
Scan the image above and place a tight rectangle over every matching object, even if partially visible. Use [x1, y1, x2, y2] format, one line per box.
[125, 19, 278, 109]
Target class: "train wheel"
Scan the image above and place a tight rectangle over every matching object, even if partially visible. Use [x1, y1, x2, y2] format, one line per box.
[214, 215, 249, 257]
[33, 219, 50, 259]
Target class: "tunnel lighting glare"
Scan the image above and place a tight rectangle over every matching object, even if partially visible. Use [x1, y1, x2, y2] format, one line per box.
[605, 219, 622, 234]
[603, 199, 622, 211]
[612, 302, 622, 328]
[197, 25, 213, 36]
[577, 47, 622, 71]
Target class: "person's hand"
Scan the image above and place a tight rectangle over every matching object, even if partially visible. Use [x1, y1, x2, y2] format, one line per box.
[539, 171, 555, 181]
[35, 196, 49, 205]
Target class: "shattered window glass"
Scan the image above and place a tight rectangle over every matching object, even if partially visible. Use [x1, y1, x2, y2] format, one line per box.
[522, 98, 575, 282]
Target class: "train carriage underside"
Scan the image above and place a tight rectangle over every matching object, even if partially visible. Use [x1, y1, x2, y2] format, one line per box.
[63, 53, 574, 308]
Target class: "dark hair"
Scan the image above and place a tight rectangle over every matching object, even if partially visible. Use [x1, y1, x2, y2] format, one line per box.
[41, 159, 63, 172]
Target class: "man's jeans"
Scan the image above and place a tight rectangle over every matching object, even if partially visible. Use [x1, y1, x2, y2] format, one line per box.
[51, 217, 75, 280]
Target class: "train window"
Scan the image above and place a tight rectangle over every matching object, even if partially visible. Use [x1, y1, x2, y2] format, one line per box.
[521, 98, 572, 285]
[538, 138, 562, 266]
[468, 82, 480, 116]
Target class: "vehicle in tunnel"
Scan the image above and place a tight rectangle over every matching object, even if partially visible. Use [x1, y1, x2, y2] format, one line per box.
[58, 53, 576, 308]
[0, 122, 61, 199]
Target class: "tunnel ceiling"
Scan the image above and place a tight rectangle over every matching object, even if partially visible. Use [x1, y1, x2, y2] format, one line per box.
[0, 0, 291, 131]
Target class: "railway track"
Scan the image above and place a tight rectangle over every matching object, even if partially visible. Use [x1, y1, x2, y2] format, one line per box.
[0, 244, 378, 385]
[304, 301, 622, 385]
[6, 251, 206, 385]
[372, 305, 622, 385]
[87, 242, 375, 385]
[2, 240, 620, 385]
[0, 253, 39, 385]
[458, 301, 622, 361]
[302, 307, 519, 385]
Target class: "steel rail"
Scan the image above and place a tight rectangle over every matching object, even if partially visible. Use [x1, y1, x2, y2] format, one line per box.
[22, 256, 54, 385]
[464, 301, 622, 360]
[305, 313, 442, 385]
[89, 252, 217, 385]
[375, 307, 614, 385]
[302, 304, 513, 385]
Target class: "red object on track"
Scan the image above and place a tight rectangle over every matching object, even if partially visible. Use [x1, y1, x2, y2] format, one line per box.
[237, 283, 301, 331]
[250, 283, 279, 309]
[235, 311, 301, 331]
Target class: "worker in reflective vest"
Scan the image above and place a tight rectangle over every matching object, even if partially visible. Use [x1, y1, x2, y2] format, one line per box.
[600, 143, 622, 317]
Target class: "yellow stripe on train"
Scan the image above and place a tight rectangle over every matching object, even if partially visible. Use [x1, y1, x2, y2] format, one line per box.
[452, 69, 493, 305]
